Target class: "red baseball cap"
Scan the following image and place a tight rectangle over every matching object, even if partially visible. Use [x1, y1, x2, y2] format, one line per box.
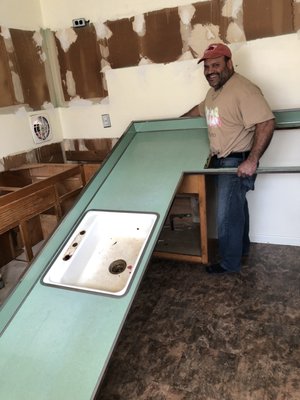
[198, 43, 232, 63]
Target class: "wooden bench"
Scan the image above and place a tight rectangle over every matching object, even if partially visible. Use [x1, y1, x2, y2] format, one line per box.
[0, 185, 61, 261]
[0, 163, 100, 266]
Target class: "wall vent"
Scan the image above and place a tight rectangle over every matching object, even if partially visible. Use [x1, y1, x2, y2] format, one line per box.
[29, 113, 52, 144]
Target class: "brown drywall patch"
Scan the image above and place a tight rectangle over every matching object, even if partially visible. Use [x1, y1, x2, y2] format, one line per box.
[294, 2, 300, 31]
[2, 143, 64, 170]
[0, 34, 16, 107]
[243, 0, 294, 40]
[3, 152, 28, 170]
[192, 0, 230, 43]
[35, 143, 64, 163]
[192, 0, 220, 25]
[55, 26, 106, 101]
[63, 138, 115, 162]
[143, 8, 182, 63]
[106, 18, 140, 68]
[10, 29, 51, 110]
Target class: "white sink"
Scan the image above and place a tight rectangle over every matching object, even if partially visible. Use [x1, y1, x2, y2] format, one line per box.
[43, 210, 158, 296]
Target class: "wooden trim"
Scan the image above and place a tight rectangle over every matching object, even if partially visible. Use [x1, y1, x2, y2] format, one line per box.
[0, 186, 22, 192]
[65, 150, 108, 162]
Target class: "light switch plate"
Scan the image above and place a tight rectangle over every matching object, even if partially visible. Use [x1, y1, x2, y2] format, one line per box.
[101, 114, 111, 128]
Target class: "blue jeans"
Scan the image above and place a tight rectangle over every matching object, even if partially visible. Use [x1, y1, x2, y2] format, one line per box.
[210, 155, 256, 272]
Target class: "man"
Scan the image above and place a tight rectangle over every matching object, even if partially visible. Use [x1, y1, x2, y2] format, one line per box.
[183, 43, 275, 274]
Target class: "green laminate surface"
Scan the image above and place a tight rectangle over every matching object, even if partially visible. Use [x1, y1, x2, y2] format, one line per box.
[0, 125, 136, 335]
[1, 111, 299, 399]
[0, 120, 210, 399]
[273, 108, 300, 129]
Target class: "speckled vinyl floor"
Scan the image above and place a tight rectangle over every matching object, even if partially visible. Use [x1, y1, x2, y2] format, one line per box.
[96, 243, 300, 400]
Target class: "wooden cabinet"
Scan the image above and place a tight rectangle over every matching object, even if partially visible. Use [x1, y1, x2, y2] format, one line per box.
[154, 174, 208, 264]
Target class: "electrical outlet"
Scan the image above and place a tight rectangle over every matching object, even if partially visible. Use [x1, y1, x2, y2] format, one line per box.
[72, 18, 88, 28]
[102, 114, 111, 128]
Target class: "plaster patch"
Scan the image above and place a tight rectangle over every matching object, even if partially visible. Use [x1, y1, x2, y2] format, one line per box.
[102, 75, 108, 92]
[14, 106, 27, 116]
[69, 97, 93, 107]
[11, 71, 24, 103]
[55, 28, 77, 52]
[206, 26, 216, 40]
[66, 70, 76, 97]
[33, 31, 47, 63]
[138, 57, 153, 66]
[178, 4, 196, 25]
[222, 0, 243, 19]
[178, 3, 195, 53]
[42, 102, 55, 109]
[188, 24, 220, 57]
[94, 21, 113, 40]
[2, 28, 14, 53]
[101, 59, 112, 71]
[180, 22, 193, 52]
[132, 15, 146, 37]
[99, 43, 110, 58]
[33, 31, 43, 47]
[100, 96, 109, 105]
[1, 26, 11, 40]
[226, 21, 246, 43]
[177, 50, 195, 61]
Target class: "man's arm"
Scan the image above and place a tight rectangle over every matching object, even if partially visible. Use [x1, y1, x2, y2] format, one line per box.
[237, 118, 275, 177]
[181, 105, 202, 117]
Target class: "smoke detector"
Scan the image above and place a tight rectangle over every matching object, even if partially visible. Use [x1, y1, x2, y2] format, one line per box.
[29, 113, 52, 144]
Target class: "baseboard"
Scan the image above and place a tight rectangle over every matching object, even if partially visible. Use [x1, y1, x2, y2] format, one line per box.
[250, 234, 300, 247]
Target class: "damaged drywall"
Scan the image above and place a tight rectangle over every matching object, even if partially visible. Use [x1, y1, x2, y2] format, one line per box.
[51, 0, 298, 102]
[243, 0, 294, 40]
[55, 28, 77, 52]
[63, 138, 117, 162]
[178, 4, 196, 55]
[0, 26, 20, 107]
[2, 142, 64, 170]
[0, 0, 298, 110]
[55, 25, 107, 101]
[293, 0, 300, 32]
[0, 27, 51, 110]
[222, 0, 245, 43]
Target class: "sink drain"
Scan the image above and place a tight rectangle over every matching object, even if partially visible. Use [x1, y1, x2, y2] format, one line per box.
[109, 259, 127, 274]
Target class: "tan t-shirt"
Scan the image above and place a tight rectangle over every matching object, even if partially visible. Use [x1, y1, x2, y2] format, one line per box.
[198, 73, 274, 158]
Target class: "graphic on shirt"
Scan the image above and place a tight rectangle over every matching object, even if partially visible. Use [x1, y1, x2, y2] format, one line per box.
[205, 106, 221, 127]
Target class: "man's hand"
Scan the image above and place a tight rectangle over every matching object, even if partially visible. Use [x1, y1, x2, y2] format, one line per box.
[237, 158, 258, 177]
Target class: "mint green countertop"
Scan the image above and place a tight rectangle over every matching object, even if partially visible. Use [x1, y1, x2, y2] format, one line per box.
[0, 118, 210, 399]
[1, 111, 299, 399]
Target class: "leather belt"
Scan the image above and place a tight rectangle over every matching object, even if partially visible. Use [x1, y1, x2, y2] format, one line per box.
[227, 151, 250, 159]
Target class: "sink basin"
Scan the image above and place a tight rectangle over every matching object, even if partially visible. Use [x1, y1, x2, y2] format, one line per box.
[43, 210, 158, 296]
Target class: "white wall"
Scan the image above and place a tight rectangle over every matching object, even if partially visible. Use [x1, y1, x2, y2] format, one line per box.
[0, 0, 299, 245]
[0, 0, 63, 165]
[39, 0, 203, 30]
[60, 34, 300, 139]
[0, 0, 42, 30]
[0, 108, 61, 161]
